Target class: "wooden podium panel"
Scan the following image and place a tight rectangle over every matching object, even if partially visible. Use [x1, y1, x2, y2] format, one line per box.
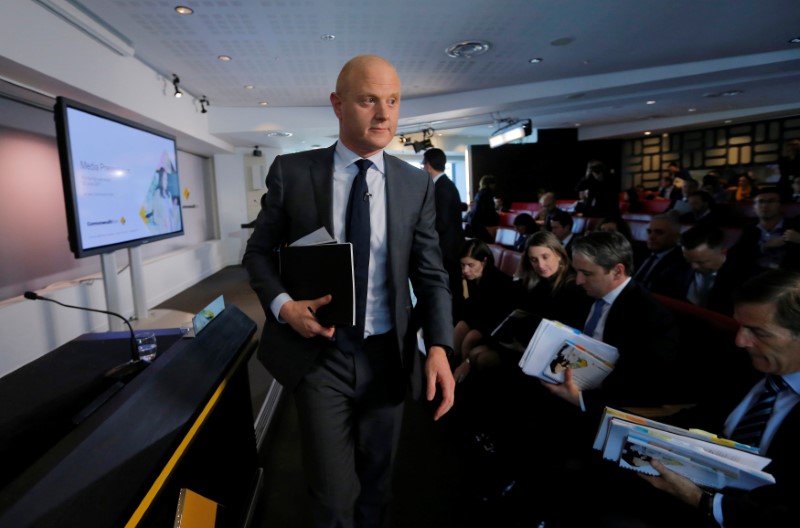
[0, 305, 260, 527]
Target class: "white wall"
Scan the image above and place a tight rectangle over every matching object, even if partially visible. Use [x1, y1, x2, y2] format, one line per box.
[0, 240, 229, 378]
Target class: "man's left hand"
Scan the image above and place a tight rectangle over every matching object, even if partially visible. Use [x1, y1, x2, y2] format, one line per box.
[426, 346, 455, 420]
[541, 367, 582, 407]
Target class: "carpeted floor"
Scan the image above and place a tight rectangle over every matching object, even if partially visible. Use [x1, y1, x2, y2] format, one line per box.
[154, 266, 470, 528]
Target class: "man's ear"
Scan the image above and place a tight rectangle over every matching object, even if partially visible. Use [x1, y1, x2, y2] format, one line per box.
[330, 92, 342, 119]
[613, 262, 626, 279]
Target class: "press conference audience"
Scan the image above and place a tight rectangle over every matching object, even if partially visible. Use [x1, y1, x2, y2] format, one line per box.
[588, 270, 800, 528]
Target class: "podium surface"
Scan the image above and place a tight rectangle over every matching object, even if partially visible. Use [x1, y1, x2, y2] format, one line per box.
[0, 305, 260, 527]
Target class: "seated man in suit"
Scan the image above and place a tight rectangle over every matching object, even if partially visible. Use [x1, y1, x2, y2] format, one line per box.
[634, 270, 800, 528]
[679, 224, 752, 316]
[550, 209, 578, 254]
[545, 231, 681, 416]
[670, 178, 699, 216]
[634, 213, 690, 297]
[679, 190, 718, 226]
[533, 191, 559, 229]
[729, 187, 800, 273]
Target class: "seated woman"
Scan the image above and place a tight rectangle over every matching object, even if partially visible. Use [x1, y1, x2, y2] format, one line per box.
[452, 239, 515, 383]
[515, 230, 593, 337]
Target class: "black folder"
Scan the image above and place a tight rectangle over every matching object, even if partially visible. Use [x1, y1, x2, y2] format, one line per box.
[279, 242, 355, 327]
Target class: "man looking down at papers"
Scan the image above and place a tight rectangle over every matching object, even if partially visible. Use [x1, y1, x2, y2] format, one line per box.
[243, 55, 454, 528]
[544, 231, 680, 415]
[635, 270, 800, 527]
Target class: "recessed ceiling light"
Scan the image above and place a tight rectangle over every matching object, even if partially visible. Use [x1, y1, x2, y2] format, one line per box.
[574, 123, 581, 127]
[321, 34, 336, 41]
[175, 6, 193, 15]
[259, 101, 269, 107]
[445, 40, 491, 59]
[265, 131, 293, 137]
[244, 84, 255, 90]
[724, 120, 733, 124]
[218, 55, 232, 62]
[789, 37, 800, 44]
[646, 100, 656, 105]
[529, 58, 544, 64]
[644, 131, 652, 136]
[688, 108, 697, 112]
[721, 90, 743, 97]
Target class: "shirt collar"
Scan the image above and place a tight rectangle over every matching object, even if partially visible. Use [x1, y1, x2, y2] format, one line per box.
[335, 141, 385, 174]
[601, 277, 631, 305]
[782, 370, 800, 395]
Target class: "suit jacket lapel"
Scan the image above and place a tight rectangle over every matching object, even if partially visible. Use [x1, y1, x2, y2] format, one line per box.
[310, 144, 336, 236]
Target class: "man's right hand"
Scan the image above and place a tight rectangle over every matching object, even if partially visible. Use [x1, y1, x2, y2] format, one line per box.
[279, 295, 336, 339]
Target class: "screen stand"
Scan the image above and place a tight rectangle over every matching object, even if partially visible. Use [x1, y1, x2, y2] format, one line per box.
[101, 252, 124, 331]
[128, 246, 148, 321]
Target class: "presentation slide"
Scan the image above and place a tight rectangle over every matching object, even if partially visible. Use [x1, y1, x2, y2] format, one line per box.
[66, 107, 182, 251]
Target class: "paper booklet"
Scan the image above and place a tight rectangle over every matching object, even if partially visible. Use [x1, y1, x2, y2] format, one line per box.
[279, 228, 355, 327]
[594, 407, 774, 491]
[518, 319, 618, 390]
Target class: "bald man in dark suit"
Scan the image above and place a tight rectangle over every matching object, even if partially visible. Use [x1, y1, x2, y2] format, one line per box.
[243, 55, 454, 528]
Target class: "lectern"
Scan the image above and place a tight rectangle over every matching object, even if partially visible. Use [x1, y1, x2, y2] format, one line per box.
[0, 305, 261, 527]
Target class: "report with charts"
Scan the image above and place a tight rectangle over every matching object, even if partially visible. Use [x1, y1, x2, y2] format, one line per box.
[518, 319, 618, 390]
[594, 407, 774, 491]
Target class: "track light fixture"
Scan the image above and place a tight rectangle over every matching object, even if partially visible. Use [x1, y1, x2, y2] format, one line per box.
[172, 74, 183, 98]
[199, 96, 209, 113]
[399, 127, 435, 153]
[253, 145, 263, 157]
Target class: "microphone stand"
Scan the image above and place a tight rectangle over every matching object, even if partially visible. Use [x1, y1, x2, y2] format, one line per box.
[24, 291, 148, 380]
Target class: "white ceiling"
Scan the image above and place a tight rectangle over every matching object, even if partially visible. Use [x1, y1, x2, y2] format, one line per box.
[51, 0, 800, 152]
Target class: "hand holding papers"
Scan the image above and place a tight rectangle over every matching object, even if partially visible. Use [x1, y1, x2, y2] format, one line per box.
[594, 408, 774, 491]
[518, 319, 619, 390]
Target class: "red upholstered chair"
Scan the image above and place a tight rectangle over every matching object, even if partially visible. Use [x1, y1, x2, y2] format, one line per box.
[488, 244, 504, 265]
[650, 294, 757, 407]
[498, 249, 522, 278]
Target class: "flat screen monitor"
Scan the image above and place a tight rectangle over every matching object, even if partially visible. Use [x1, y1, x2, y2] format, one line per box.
[54, 97, 184, 258]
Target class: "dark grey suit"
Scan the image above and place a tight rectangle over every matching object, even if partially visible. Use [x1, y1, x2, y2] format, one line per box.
[243, 143, 453, 527]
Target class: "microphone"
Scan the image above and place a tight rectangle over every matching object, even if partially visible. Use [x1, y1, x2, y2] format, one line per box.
[24, 291, 148, 380]
[363, 191, 372, 201]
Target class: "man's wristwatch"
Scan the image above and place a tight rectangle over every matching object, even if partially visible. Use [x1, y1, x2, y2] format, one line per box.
[698, 490, 715, 517]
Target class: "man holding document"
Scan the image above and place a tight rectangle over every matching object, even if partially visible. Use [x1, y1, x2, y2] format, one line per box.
[543, 231, 680, 415]
[243, 55, 454, 527]
[635, 270, 800, 527]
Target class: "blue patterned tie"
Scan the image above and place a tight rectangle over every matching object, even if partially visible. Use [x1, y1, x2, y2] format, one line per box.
[340, 159, 371, 349]
[729, 375, 788, 448]
[583, 298, 607, 337]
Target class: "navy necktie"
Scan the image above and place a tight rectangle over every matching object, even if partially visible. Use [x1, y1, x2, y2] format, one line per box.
[341, 159, 371, 348]
[635, 253, 658, 284]
[729, 375, 788, 448]
[583, 298, 607, 337]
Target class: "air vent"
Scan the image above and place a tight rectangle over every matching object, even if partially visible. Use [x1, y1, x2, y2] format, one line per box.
[445, 41, 491, 59]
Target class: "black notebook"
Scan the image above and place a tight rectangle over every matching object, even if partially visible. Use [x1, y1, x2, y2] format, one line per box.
[279, 241, 355, 327]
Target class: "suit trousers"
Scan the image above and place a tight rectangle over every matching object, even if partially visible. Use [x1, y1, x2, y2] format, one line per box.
[294, 330, 406, 528]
